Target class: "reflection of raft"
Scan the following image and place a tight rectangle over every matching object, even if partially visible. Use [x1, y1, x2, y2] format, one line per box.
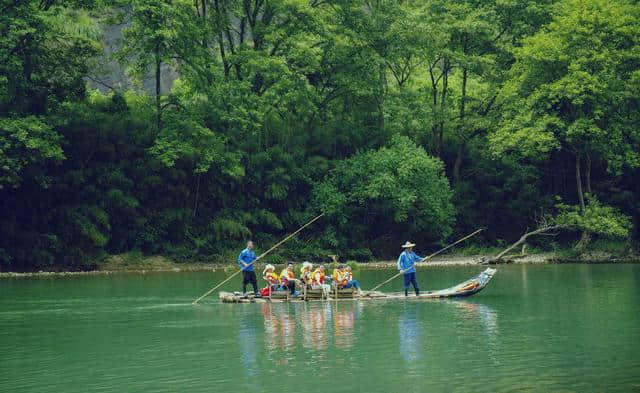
[219, 268, 496, 303]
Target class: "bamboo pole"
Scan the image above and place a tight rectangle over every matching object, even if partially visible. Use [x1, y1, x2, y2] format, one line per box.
[368, 228, 484, 292]
[192, 213, 325, 304]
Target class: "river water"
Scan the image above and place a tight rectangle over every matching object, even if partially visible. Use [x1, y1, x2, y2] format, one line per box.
[1, 264, 639, 392]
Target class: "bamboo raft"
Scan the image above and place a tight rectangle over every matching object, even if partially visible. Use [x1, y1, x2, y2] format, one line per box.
[219, 268, 497, 303]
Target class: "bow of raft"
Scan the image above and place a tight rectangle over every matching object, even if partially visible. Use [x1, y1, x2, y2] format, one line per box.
[219, 268, 497, 303]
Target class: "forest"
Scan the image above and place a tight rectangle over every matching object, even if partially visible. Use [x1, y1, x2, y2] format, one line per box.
[1, 0, 639, 271]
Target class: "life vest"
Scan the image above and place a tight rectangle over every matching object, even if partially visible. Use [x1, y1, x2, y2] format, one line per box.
[279, 269, 295, 285]
[263, 271, 279, 285]
[332, 269, 347, 286]
[311, 269, 325, 285]
[300, 269, 311, 284]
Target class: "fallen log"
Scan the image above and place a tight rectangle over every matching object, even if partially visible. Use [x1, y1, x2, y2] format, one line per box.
[484, 225, 561, 264]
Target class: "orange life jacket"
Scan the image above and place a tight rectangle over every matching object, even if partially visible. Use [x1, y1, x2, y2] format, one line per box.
[332, 269, 347, 286]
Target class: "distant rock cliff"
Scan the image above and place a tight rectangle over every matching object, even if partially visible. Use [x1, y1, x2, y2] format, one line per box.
[87, 21, 178, 94]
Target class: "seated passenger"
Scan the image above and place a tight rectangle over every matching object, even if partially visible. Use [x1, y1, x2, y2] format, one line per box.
[342, 265, 363, 295]
[311, 265, 331, 296]
[300, 261, 313, 288]
[261, 264, 280, 297]
[332, 265, 347, 289]
[279, 263, 299, 296]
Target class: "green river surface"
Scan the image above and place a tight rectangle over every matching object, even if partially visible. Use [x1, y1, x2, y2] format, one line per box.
[1, 264, 639, 392]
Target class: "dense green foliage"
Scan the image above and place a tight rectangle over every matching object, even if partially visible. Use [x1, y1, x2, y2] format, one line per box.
[555, 197, 633, 239]
[1, 0, 638, 271]
[313, 135, 455, 258]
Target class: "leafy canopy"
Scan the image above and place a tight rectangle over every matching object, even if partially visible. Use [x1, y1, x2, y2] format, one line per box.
[313, 135, 455, 256]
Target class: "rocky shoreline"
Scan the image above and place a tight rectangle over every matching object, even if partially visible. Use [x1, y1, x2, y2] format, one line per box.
[1, 252, 638, 278]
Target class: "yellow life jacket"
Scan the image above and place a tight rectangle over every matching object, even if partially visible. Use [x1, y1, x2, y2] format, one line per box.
[300, 269, 311, 283]
[311, 269, 325, 285]
[279, 269, 295, 285]
[332, 269, 347, 285]
[331, 269, 340, 282]
[264, 271, 278, 285]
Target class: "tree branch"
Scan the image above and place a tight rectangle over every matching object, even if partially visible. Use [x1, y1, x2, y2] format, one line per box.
[485, 225, 563, 263]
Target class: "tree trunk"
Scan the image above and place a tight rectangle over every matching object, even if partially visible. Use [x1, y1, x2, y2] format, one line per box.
[575, 152, 585, 213]
[201, 0, 208, 48]
[155, 46, 162, 131]
[429, 64, 439, 156]
[213, 0, 230, 76]
[377, 61, 387, 132]
[574, 151, 592, 250]
[438, 59, 449, 156]
[574, 231, 592, 251]
[486, 226, 560, 263]
[585, 152, 592, 195]
[193, 173, 201, 217]
[453, 141, 465, 185]
[453, 63, 468, 185]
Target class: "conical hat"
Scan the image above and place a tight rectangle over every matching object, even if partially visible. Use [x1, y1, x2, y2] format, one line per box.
[262, 264, 275, 276]
[401, 241, 416, 248]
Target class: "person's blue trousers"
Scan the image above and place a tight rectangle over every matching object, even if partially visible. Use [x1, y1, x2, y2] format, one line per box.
[403, 272, 419, 295]
[343, 280, 361, 290]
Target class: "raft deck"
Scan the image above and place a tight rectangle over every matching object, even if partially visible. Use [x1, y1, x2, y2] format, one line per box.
[219, 268, 497, 303]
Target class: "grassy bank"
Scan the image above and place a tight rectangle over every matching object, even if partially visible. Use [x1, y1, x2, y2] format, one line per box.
[1, 247, 638, 278]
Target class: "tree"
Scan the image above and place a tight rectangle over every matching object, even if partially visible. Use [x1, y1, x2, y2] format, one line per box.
[1, 1, 100, 116]
[492, 0, 640, 210]
[0, 1, 100, 189]
[117, 0, 196, 130]
[0, 117, 65, 189]
[312, 135, 455, 258]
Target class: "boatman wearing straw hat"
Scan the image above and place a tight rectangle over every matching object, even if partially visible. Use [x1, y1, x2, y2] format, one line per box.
[397, 241, 423, 297]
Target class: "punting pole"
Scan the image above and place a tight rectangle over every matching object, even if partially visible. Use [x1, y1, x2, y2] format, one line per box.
[192, 213, 325, 304]
[368, 228, 484, 292]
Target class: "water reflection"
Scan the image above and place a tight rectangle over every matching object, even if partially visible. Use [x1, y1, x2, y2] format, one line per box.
[396, 300, 498, 367]
[258, 300, 364, 356]
[452, 301, 498, 338]
[449, 300, 499, 366]
[398, 303, 422, 363]
[238, 310, 259, 390]
[301, 302, 330, 351]
[261, 303, 296, 353]
[333, 302, 362, 349]
[238, 325, 257, 373]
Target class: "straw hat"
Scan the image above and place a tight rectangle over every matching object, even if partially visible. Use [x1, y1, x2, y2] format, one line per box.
[301, 261, 313, 271]
[401, 241, 416, 248]
[263, 264, 275, 275]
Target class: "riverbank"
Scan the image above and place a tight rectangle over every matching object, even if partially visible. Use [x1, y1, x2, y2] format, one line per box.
[1, 251, 639, 278]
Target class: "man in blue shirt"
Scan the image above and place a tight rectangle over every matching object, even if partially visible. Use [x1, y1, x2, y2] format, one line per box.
[238, 241, 259, 297]
[397, 241, 423, 297]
